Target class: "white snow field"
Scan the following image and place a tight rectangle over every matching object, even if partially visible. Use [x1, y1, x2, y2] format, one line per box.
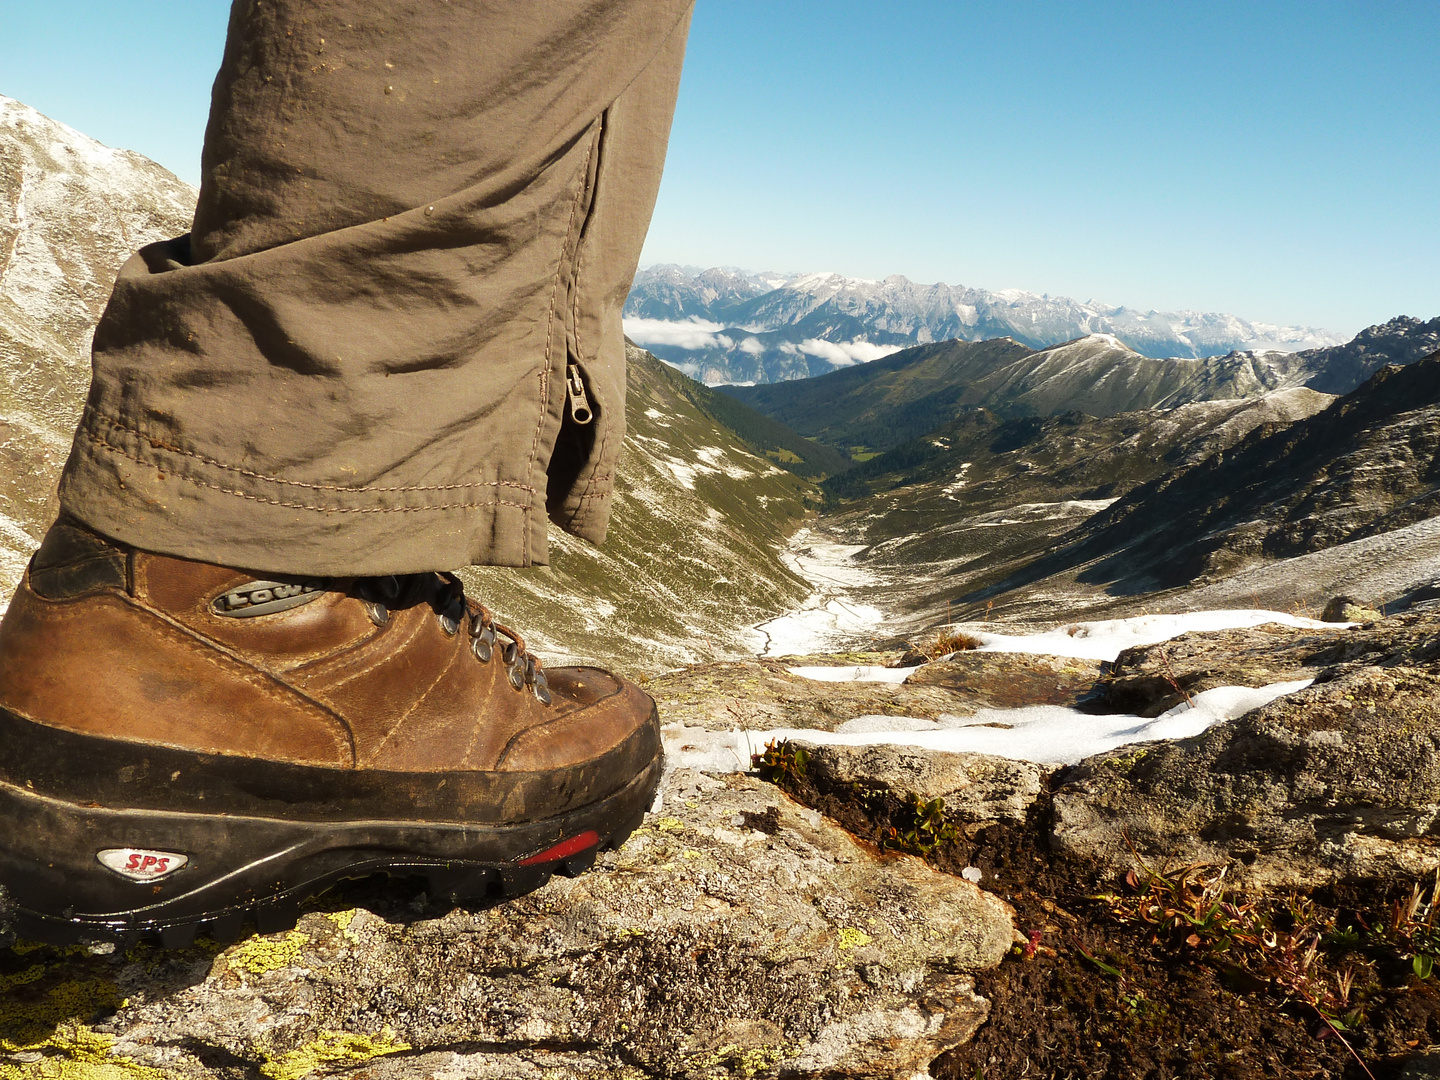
[749, 530, 885, 655]
[785, 665, 914, 684]
[676, 607, 1340, 770]
[662, 678, 1312, 771]
[965, 608, 1344, 663]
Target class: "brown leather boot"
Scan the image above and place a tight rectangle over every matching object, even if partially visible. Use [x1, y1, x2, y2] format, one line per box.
[0, 519, 661, 946]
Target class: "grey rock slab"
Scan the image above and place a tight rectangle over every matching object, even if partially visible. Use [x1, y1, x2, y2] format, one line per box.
[1053, 646, 1440, 890]
[15, 770, 1015, 1080]
[798, 743, 1048, 827]
[649, 660, 986, 733]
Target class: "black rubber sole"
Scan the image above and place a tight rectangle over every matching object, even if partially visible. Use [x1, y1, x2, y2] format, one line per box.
[0, 754, 660, 948]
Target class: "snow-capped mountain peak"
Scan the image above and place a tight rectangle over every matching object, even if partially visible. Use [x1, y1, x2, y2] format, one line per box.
[624, 265, 1349, 385]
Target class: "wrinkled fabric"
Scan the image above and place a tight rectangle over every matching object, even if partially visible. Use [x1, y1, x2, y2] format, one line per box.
[59, 0, 692, 575]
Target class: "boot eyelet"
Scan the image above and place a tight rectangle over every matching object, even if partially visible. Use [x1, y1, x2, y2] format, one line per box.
[438, 612, 460, 635]
[507, 662, 526, 691]
[533, 668, 551, 705]
[501, 641, 518, 667]
[471, 626, 494, 663]
[364, 601, 389, 627]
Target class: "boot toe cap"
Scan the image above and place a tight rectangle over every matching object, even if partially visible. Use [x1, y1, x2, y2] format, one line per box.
[497, 668, 658, 773]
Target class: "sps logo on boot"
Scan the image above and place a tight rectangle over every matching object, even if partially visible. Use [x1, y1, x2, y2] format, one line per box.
[96, 848, 189, 881]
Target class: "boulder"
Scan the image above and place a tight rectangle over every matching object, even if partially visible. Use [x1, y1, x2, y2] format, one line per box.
[903, 652, 1103, 710]
[1094, 617, 1426, 717]
[648, 651, 1101, 733]
[1322, 595, 1384, 623]
[798, 743, 1048, 827]
[1053, 614, 1440, 888]
[1, 770, 1015, 1079]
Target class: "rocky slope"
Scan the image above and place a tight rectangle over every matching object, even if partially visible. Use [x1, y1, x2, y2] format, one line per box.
[1300, 314, 1440, 394]
[0, 94, 196, 585]
[12, 613, 1440, 1077]
[974, 352, 1440, 603]
[0, 766, 1016, 1080]
[793, 388, 1331, 632]
[625, 265, 1344, 383]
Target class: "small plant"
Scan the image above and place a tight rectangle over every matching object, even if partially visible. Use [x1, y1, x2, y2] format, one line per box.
[928, 628, 983, 657]
[878, 793, 959, 856]
[1154, 646, 1195, 709]
[1096, 842, 1379, 1078]
[1377, 872, 1440, 977]
[751, 739, 808, 786]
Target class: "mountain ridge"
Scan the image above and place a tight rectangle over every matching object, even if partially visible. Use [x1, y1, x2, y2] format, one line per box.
[966, 350, 1440, 604]
[625, 264, 1348, 384]
[722, 320, 1440, 456]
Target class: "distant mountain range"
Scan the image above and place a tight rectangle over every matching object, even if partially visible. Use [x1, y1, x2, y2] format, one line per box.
[624, 264, 1349, 384]
[721, 318, 1440, 453]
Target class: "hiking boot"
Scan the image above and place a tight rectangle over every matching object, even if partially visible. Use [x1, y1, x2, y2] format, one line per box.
[0, 518, 661, 946]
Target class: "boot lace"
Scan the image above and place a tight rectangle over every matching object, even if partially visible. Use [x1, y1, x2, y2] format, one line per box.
[355, 573, 550, 705]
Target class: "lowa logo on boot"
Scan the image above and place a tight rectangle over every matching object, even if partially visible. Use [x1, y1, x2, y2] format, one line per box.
[96, 848, 189, 881]
[211, 579, 328, 618]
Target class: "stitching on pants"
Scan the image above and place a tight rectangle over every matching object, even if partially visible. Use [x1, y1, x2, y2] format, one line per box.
[86, 410, 535, 495]
[85, 433, 531, 514]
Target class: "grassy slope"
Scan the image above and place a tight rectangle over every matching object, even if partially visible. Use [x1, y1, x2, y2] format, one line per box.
[666, 369, 852, 480]
[462, 347, 819, 675]
[723, 338, 1036, 452]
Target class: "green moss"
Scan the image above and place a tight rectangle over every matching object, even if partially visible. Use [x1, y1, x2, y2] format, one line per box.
[0, 967, 47, 995]
[259, 1029, 410, 1080]
[320, 910, 360, 945]
[1105, 748, 1152, 773]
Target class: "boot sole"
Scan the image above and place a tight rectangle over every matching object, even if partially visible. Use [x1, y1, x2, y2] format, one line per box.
[0, 753, 660, 948]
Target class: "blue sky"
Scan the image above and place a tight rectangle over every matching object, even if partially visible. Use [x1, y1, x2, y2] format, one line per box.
[1, 1, 1435, 335]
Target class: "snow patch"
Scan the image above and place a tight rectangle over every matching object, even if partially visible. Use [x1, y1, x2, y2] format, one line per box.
[662, 678, 1314, 769]
[786, 665, 914, 685]
[972, 609, 1343, 663]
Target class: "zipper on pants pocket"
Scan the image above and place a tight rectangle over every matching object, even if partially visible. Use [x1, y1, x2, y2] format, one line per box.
[566, 364, 594, 425]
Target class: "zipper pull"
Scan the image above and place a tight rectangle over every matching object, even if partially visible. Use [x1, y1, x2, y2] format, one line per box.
[566, 364, 594, 425]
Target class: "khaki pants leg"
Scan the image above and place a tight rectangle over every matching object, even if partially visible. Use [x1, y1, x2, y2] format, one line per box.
[58, 0, 693, 576]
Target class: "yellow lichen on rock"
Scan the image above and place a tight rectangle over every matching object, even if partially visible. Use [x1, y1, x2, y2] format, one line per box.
[259, 1029, 410, 1080]
[320, 910, 360, 944]
[0, 1021, 163, 1080]
[2, 976, 121, 1054]
[229, 931, 309, 975]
